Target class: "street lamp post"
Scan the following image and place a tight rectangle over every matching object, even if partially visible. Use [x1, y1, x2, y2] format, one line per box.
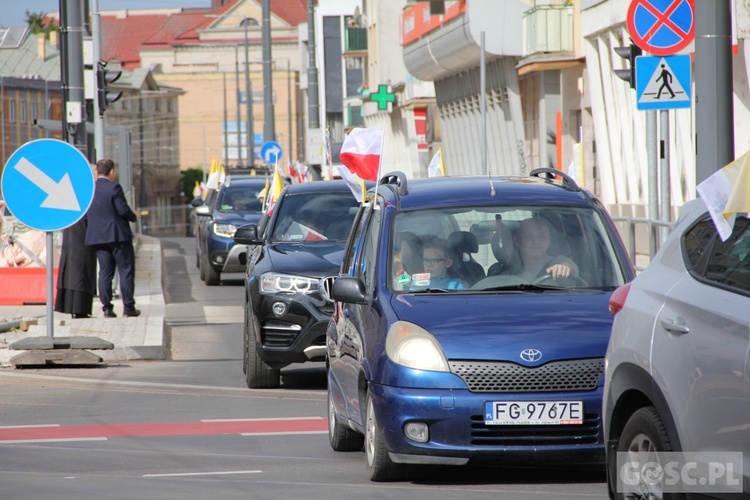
[241, 17, 257, 166]
[234, 45, 242, 166]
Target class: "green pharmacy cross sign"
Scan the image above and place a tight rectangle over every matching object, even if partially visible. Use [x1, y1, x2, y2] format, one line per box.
[370, 84, 395, 111]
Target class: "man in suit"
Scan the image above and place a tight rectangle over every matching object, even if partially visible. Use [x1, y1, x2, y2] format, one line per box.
[85, 159, 141, 318]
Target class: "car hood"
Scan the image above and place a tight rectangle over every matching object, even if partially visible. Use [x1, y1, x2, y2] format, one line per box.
[267, 242, 345, 277]
[389, 292, 614, 365]
[213, 212, 262, 225]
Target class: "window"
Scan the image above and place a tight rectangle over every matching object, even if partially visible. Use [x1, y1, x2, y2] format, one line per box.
[9, 100, 16, 122]
[690, 216, 750, 294]
[31, 100, 38, 122]
[359, 205, 381, 290]
[343, 205, 369, 276]
[20, 100, 27, 124]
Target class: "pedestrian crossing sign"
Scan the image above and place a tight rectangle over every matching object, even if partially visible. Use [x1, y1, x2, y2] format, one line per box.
[635, 55, 691, 111]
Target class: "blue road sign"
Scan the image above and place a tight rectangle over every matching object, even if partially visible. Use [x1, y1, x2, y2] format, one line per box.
[636, 54, 691, 110]
[1, 139, 94, 231]
[260, 141, 283, 164]
[627, 0, 695, 55]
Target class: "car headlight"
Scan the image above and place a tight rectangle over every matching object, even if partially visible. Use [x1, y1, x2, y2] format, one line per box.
[213, 223, 238, 237]
[385, 321, 449, 372]
[260, 272, 320, 294]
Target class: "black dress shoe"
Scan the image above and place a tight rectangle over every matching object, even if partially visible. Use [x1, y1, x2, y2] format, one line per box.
[103, 309, 117, 318]
[123, 309, 141, 317]
[72, 314, 90, 319]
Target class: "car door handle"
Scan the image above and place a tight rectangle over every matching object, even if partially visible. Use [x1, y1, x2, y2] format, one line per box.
[660, 318, 690, 334]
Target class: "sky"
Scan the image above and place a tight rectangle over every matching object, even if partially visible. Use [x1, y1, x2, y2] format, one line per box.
[1, 0, 212, 28]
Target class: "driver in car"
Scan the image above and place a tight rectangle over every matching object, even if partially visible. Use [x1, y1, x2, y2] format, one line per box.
[503, 217, 578, 282]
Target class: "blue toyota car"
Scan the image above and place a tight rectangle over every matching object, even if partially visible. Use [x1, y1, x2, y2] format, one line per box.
[326, 170, 635, 481]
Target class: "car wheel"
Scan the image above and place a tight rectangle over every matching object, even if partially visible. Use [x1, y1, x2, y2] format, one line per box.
[328, 390, 364, 452]
[616, 406, 683, 500]
[199, 249, 206, 281]
[195, 243, 200, 268]
[245, 310, 280, 389]
[365, 391, 404, 482]
[203, 252, 220, 286]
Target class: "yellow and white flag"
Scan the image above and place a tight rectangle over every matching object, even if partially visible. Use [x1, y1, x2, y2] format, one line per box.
[697, 149, 750, 241]
[266, 166, 285, 215]
[567, 142, 584, 186]
[427, 148, 445, 177]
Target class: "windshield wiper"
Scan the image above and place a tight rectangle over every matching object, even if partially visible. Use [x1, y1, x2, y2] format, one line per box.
[477, 284, 566, 292]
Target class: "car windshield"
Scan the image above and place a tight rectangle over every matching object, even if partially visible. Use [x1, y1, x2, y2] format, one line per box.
[390, 205, 628, 293]
[217, 185, 265, 213]
[271, 191, 360, 242]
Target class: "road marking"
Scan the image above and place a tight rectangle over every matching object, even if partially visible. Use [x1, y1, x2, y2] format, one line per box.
[0, 417, 328, 443]
[144, 470, 262, 478]
[0, 437, 107, 444]
[0, 424, 60, 429]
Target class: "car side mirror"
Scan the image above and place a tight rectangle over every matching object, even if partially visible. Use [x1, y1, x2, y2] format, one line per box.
[233, 224, 263, 245]
[190, 198, 204, 207]
[331, 276, 368, 304]
[195, 205, 211, 216]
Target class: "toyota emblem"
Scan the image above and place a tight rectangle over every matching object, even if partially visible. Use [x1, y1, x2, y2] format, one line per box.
[520, 348, 542, 362]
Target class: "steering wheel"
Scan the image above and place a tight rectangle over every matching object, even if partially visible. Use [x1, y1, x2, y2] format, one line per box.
[532, 273, 589, 287]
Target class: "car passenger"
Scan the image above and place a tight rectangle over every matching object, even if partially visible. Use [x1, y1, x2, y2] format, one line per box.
[416, 236, 465, 290]
[502, 217, 578, 281]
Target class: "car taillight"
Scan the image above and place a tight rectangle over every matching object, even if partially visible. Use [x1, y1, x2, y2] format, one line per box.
[608, 283, 631, 315]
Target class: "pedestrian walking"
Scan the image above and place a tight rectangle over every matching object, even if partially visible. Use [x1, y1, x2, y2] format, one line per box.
[85, 159, 141, 318]
[54, 217, 96, 318]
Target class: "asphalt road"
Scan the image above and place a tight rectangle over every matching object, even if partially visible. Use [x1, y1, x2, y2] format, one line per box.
[0, 237, 608, 499]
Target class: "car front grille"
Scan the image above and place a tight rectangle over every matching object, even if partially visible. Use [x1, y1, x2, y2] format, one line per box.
[448, 358, 604, 393]
[469, 412, 601, 447]
[318, 276, 337, 303]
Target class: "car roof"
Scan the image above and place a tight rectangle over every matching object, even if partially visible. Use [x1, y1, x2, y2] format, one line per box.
[374, 174, 595, 210]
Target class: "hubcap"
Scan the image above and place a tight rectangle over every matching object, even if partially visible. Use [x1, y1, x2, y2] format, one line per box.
[365, 398, 375, 467]
[624, 433, 663, 499]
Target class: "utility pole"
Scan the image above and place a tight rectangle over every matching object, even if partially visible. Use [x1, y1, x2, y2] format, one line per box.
[262, 0, 275, 142]
[92, 0, 104, 160]
[242, 18, 255, 166]
[695, 0, 734, 184]
[307, 0, 319, 130]
[235, 45, 243, 166]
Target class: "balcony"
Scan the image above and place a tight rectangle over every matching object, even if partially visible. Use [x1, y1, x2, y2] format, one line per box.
[523, 3, 574, 55]
[344, 27, 367, 56]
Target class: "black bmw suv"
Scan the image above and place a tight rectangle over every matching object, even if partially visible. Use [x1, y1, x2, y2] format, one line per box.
[233, 180, 365, 388]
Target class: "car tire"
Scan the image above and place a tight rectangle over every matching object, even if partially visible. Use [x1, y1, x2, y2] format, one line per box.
[615, 406, 683, 500]
[365, 391, 404, 482]
[199, 249, 206, 281]
[245, 310, 280, 389]
[203, 252, 220, 286]
[328, 390, 364, 452]
[195, 243, 200, 268]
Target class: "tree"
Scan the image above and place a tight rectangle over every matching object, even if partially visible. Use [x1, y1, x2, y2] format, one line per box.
[181, 167, 205, 202]
[24, 11, 59, 38]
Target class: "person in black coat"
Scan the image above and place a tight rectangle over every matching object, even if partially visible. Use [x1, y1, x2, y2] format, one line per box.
[54, 217, 96, 318]
[84, 159, 141, 318]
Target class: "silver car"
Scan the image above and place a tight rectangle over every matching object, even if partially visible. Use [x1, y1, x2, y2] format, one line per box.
[604, 198, 750, 499]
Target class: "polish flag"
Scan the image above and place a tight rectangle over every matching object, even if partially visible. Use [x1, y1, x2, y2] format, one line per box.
[339, 128, 384, 182]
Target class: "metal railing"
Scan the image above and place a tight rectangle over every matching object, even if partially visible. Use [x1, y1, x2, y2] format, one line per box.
[345, 27, 367, 53]
[137, 204, 190, 237]
[611, 217, 674, 272]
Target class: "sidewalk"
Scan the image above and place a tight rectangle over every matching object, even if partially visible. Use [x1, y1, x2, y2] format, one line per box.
[0, 235, 165, 365]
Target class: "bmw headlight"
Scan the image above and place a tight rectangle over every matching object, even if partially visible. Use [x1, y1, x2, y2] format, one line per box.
[213, 223, 238, 237]
[260, 272, 320, 294]
[385, 321, 449, 372]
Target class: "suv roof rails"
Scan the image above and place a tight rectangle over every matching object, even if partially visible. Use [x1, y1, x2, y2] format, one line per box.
[379, 171, 408, 195]
[529, 168, 581, 192]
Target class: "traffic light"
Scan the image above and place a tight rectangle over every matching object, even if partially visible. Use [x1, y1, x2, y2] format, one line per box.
[97, 60, 122, 114]
[614, 42, 642, 89]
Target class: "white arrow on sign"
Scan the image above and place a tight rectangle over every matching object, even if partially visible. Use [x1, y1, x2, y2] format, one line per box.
[265, 145, 281, 162]
[14, 157, 81, 211]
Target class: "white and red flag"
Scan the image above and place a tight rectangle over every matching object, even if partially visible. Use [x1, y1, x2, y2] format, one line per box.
[339, 128, 384, 182]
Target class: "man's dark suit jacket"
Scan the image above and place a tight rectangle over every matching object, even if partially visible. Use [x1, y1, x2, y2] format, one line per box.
[85, 177, 137, 245]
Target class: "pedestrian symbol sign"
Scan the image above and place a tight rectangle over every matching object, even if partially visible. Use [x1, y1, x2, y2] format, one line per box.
[635, 54, 691, 110]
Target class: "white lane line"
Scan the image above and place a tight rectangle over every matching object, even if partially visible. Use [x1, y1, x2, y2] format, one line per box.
[0, 437, 107, 444]
[0, 424, 61, 429]
[201, 417, 325, 422]
[239, 431, 328, 436]
[143, 470, 262, 478]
